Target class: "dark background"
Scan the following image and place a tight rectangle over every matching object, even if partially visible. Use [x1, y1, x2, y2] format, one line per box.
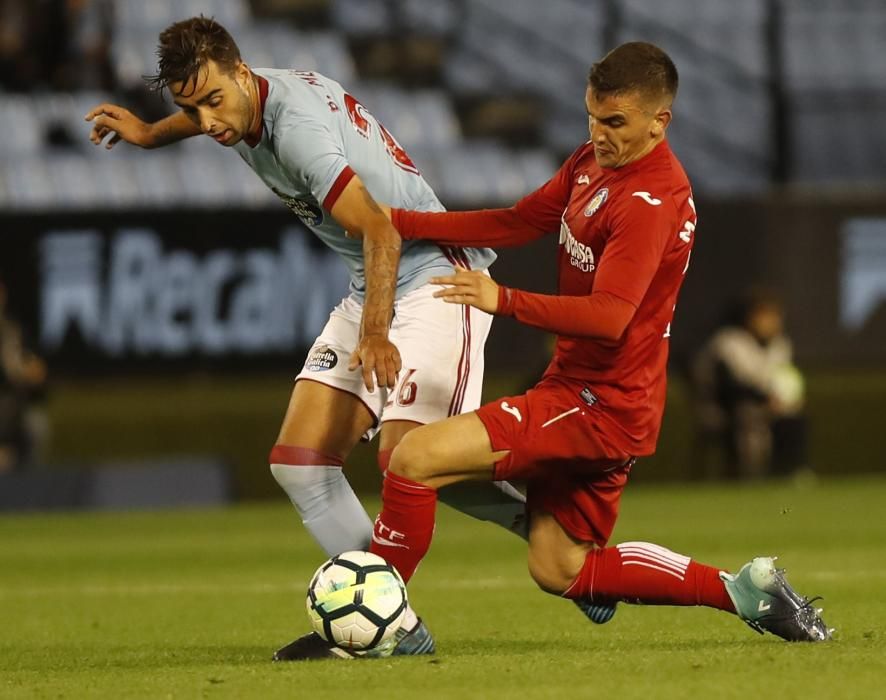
[1, 0, 884, 502]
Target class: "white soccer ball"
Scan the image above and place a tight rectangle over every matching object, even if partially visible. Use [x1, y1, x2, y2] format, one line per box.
[305, 550, 407, 651]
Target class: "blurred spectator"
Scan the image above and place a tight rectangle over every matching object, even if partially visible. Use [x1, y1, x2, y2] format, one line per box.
[55, 0, 115, 91]
[0, 0, 38, 90]
[0, 0, 113, 92]
[690, 288, 808, 480]
[0, 279, 50, 471]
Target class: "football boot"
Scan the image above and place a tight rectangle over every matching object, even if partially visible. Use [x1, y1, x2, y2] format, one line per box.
[720, 556, 833, 642]
[272, 618, 435, 660]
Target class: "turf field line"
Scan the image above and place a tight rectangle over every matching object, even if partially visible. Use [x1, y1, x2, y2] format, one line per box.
[0, 567, 878, 600]
[807, 570, 886, 580]
[0, 577, 519, 598]
[0, 582, 301, 598]
[0, 569, 880, 599]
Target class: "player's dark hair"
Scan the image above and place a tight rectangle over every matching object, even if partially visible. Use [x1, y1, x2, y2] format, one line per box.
[146, 16, 241, 96]
[588, 42, 678, 105]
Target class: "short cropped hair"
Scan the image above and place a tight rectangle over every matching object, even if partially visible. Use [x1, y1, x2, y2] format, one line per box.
[588, 42, 678, 104]
[146, 16, 241, 96]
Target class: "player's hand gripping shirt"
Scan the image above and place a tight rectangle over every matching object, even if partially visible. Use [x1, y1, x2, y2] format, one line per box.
[233, 69, 495, 298]
[393, 141, 696, 456]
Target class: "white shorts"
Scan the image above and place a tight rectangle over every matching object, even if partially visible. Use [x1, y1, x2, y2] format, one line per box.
[295, 281, 493, 440]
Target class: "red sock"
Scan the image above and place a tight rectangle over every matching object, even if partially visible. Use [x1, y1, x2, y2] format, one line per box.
[369, 471, 437, 583]
[565, 541, 735, 613]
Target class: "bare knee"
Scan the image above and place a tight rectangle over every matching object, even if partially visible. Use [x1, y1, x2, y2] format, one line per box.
[388, 427, 436, 483]
[527, 547, 583, 595]
[527, 512, 591, 595]
[387, 412, 498, 488]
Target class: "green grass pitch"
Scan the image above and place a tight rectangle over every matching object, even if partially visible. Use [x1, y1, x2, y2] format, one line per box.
[2, 476, 885, 699]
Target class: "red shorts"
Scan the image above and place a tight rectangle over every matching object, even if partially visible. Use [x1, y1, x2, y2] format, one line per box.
[476, 375, 634, 546]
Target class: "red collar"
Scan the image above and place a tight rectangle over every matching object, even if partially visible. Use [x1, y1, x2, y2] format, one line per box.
[244, 75, 269, 148]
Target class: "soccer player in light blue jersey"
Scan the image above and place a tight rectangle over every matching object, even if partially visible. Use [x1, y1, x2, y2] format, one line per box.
[86, 16, 531, 660]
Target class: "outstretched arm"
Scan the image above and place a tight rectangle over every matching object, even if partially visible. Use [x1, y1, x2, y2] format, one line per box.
[430, 184, 686, 341]
[388, 147, 582, 248]
[329, 174, 404, 392]
[431, 267, 636, 341]
[391, 206, 551, 249]
[85, 104, 201, 150]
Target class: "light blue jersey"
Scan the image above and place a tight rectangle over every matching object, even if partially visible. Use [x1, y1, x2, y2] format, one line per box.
[233, 68, 496, 299]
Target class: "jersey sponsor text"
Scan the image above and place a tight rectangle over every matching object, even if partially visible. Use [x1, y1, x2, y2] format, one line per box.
[559, 217, 596, 272]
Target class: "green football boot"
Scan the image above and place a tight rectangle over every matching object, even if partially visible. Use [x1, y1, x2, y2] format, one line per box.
[720, 556, 833, 642]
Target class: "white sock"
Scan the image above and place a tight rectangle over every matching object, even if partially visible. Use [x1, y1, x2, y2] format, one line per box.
[438, 480, 528, 540]
[400, 604, 419, 631]
[270, 463, 373, 555]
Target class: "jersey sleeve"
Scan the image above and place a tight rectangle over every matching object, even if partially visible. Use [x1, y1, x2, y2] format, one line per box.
[591, 193, 678, 306]
[274, 113, 355, 211]
[391, 145, 585, 247]
[391, 206, 548, 248]
[497, 288, 636, 338]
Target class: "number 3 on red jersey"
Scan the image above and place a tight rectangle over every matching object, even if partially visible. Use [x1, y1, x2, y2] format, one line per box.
[666, 196, 697, 338]
[679, 196, 696, 274]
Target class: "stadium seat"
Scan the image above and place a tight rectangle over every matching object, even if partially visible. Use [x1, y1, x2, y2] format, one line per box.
[4, 0, 883, 208]
[116, 0, 251, 34]
[236, 25, 357, 84]
[111, 29, 164, 86]
[514, 149, 559, 191]
[179, 0, 251, 31]
[352, 84, 461, 149]
[47, 154, 107, 209]
[330, 0, 392, 34]
[0, 96, 44, 157]
[115, 0, 181, 33]
[398, 0, 462, 35]
[288, 32, 357, 84]
[2, 157, 56, 209]
[436, 144, 558, 205]
[129, 152, 187, 206]
[781, 0, 886, 182]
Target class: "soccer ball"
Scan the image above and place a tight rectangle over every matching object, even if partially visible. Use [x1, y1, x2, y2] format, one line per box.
[305, 550, 408, 651]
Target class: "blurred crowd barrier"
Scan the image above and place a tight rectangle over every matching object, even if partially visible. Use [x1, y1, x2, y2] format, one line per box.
[0, 195, 884, 501]
[1, 197, 885, 376]
[0, 458, 232, 511]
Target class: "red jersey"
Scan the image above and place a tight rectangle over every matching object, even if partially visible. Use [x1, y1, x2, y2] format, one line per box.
[393, 140, 696, 455]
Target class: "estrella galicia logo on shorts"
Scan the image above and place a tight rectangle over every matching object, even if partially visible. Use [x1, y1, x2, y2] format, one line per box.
[271, 188, 324, 226]
[306, 346, 338, 371]
[584, 187, 608, 217]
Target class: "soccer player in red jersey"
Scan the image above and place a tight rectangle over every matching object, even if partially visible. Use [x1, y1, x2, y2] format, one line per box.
[368, 42, 831, 643]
